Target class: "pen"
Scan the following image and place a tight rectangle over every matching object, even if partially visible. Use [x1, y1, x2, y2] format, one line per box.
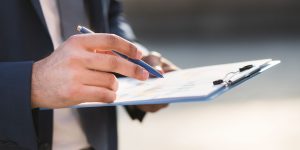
[77, 25, 164, 78]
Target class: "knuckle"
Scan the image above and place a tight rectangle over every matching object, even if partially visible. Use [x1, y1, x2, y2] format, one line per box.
[91, 53, 103, 63]
[80, 53, 91, 65]
[107, 74, 118, 91]
[67, 34, 81, 43]
[134, 65, 142, 77]
[107, 34, 119, 45]
[62, 71, 82, 99]
[128, 44, 138, 57]
[69, 70, 80, 81]
[106, 92, 117, 103]
[106, 74, 115, 83]
[108, 56, 120, 71]
[62, 84, 80, 100]
[69, 85, 80, 99]
[113, 79, 119, 91]
[99, 90, 116, 103]
[66, 53, 83, 66]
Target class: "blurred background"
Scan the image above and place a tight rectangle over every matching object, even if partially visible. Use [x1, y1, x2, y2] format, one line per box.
[118, 0, 300, 150]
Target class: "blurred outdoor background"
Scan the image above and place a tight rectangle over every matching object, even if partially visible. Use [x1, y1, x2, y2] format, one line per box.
[118, 0, 300, 150]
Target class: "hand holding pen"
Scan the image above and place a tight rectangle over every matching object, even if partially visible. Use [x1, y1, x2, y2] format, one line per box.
[31, 28, 150, 108]
[77, 25, 164, 78]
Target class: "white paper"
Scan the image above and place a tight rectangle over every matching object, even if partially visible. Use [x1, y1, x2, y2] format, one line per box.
[77, 59, 277, 108]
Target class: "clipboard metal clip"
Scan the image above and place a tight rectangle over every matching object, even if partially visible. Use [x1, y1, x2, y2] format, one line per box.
[213, 65, 254, 86]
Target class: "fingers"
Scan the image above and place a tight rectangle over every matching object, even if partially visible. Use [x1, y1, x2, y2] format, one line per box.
[142, 52, 164, 78]
[142, 51, 162, 67]
[80, 70, 119, 91]
[84, 52, 149, 80]
[161, 57, 180, 73]
[64, 34, 149, 80]
[143, 52, 179, 74]
[69, 34, 143, 59]
[74, 85, 117, 103]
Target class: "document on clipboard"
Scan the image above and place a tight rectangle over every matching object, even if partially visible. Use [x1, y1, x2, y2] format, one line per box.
[76, 59, 280, 108]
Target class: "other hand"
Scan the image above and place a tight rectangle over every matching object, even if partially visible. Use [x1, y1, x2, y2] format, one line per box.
[136, 51, 179, 112]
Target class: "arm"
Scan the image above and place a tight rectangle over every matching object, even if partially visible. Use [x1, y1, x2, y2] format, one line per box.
[0, 33, 149, 149]
[109, 0, 136, 42]
[0, 62, 38, 150]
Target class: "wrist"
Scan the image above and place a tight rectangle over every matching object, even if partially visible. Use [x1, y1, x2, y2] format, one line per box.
[31, 61, 44, 108]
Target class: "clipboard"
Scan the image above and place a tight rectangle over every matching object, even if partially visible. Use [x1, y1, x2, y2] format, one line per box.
[75, 59, 280, 108]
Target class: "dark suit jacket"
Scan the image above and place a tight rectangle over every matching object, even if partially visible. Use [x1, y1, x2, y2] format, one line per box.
[0, 0, 145, 150]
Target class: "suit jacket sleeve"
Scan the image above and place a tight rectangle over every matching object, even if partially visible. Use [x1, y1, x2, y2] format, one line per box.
[108, 0, 136, 41]
[108, 0, 147, 121]
[0, 62, 38, 150]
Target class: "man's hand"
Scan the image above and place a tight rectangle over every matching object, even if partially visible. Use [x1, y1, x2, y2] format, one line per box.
[31, 34, 149, 108]
[136, 51, 179, 113]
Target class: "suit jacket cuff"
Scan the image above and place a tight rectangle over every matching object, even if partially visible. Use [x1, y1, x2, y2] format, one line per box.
[0, 61, 38, 150]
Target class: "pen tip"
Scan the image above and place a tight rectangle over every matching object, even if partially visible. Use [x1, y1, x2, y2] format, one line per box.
[77, 25, 82, 32]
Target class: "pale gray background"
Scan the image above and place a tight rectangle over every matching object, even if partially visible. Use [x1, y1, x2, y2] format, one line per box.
[118, 0, 300, 150]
